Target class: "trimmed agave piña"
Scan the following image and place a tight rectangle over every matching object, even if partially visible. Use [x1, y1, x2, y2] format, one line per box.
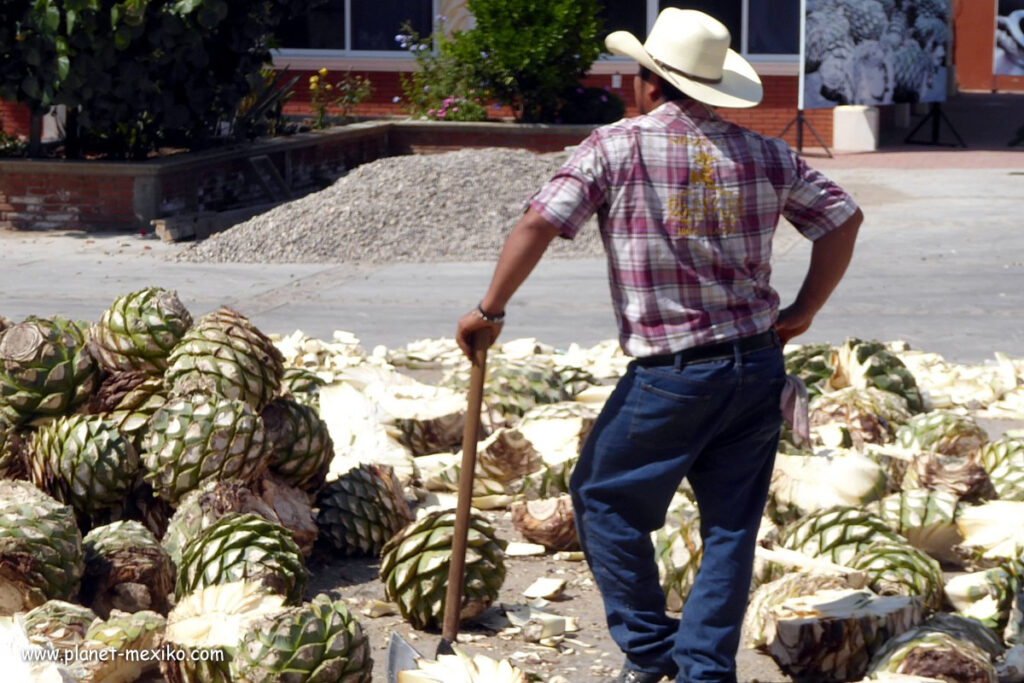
[261, 395, 334, 492]
[81, 520, 173, 618]
[784, 343, 835, 398]
[22, 599, 97, 652]
[777, 505, 905, 566]
[230, 593, 373, 682]
[316, 464, 413, 558]
[809, 387, 911, 447]
[867, 628, 998, 683]
[511, 495, 578, 552]
[102, 374, 169, 451]
[848, 542, 946, 611]
[828, 339, 924, 413]
[255, 473, 320, 556]
[90, 287, 193, 375]
[763, 588, 923, 683]
[82, 609, 166, 683]
[0, 479, 83, 615]
[175, 512, 308, 605]
[0, 421, 26, 480]
[767, 449, 889, 524]
[979, 439, 1024, 501]
[162, 478, 312, 567]
[474, 428, 542, 483]
[442, 355, 573, 425]
[143, 394, 271, 504]
[380, 509, 506, 630]
[901, 450, 993, 501]
[654, 503, 703, 612]
[280, 365, 327, 410]
[164, 306, 284, 412]
[517, 456, 576, 500]
[871, 488, 962, 564]
[29, 414, 140, 524]
[744, 571, 859, 650]
[0, 316, 99, 425]
[162, 581, 287, 683]
[896, 410, 988, 458]
[944, 561, 1024, 634]
[398, 646, 527, 683]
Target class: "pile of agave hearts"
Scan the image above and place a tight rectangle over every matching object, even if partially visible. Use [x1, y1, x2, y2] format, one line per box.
[4, 287, 1024, 682]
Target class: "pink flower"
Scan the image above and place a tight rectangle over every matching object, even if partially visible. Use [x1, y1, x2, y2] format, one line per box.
[428, 109, 435, 116]
[453, 107, 459, 113]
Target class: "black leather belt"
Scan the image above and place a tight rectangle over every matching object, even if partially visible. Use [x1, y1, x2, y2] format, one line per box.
[635, 330, 779, 367]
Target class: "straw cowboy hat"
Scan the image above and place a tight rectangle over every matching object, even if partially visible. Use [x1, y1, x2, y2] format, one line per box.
[606, 8, 762, 108]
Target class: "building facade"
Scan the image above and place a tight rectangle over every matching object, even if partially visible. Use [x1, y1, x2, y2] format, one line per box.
[2, 0, 1021, 145]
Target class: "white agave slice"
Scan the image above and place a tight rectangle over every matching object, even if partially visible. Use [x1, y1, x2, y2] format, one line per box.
[398, 646, 527, 683]
[770, 449, 888, 514]
[957, 501, 1024, 561]
[166, 581, 286, 649]
[319, 381, 416, 482]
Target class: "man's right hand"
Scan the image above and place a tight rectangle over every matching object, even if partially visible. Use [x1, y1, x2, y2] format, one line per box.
[774, 304, 814, 346]
[456, 310, 502, 360]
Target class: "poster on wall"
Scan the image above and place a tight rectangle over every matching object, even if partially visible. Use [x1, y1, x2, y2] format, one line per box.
[800, 0, 949, 109]
[995, 0, 1024, 75]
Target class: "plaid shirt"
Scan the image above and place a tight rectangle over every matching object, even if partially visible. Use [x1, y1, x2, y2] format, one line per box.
[529, 99, 859, 357]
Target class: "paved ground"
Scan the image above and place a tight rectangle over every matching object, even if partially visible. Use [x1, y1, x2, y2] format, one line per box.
[3, 163, 1022, 364]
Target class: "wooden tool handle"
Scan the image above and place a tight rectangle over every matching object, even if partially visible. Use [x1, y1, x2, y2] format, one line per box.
[441, 328, 490, 645]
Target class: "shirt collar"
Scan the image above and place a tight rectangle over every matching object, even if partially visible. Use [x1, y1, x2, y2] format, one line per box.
[652, 99, 719, 121]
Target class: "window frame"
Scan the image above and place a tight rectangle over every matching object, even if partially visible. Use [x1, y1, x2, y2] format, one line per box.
[272, 0, 437, 69]
[270, 0, 799, 75]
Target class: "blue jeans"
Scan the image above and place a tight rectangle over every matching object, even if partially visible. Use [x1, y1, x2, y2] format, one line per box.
[570, 340, 785, 682]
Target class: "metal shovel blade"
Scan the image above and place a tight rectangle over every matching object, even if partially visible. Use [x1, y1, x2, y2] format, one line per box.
[386, 630, 423, 683]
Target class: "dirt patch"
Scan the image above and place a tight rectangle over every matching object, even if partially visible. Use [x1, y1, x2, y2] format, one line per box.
[306, 510, 790, 682]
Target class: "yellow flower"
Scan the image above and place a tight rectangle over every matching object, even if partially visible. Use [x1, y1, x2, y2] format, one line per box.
[325, 84, 333, 90]
[309, 82, 317, 90]
[318, 67, 329, 76]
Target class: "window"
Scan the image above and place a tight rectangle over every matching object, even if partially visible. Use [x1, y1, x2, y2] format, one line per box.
[747, 0, 799, 55]
[277, 0, 433, 53]
[597, 0, 799, 58]
[660, 0, 742, 51]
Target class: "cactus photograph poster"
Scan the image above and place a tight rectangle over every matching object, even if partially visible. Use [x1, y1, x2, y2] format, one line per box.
[995, 0, 1024, 75]
[800, 0, 950, 109]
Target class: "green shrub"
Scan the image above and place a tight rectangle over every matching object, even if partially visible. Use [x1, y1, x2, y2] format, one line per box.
[0, 0, 318, 159]
[308, 68, 373, 129]
[397, 21, 490, 122]
[454, 0, 604, 122]
[558, 86, 626, 124]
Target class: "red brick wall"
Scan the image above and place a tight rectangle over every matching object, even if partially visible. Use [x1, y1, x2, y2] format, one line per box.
[0, 101, 31, 138]
[0, 170, 135, 231]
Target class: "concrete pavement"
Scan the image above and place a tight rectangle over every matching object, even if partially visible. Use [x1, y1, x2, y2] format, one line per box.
[2, 162, 1023, 364]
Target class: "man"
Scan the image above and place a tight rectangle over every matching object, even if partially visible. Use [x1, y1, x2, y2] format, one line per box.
[456, 8, 862, 682]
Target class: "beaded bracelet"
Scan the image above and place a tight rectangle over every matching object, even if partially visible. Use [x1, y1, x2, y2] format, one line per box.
[476, 303, 505, 324]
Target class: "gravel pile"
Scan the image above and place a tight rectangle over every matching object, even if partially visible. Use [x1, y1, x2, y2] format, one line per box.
[174, 147, 603, 264]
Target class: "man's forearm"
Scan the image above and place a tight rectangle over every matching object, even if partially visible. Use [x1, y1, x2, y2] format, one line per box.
[792, 208, 862, 318]
[479, 208, 561, 314]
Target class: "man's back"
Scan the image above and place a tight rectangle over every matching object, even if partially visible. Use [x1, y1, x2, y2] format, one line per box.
[530, 99, 856, 356]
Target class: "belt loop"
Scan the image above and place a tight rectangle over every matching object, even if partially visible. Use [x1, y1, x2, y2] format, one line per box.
[674, 352, 684, 372]
[732, 337, 743, 367]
